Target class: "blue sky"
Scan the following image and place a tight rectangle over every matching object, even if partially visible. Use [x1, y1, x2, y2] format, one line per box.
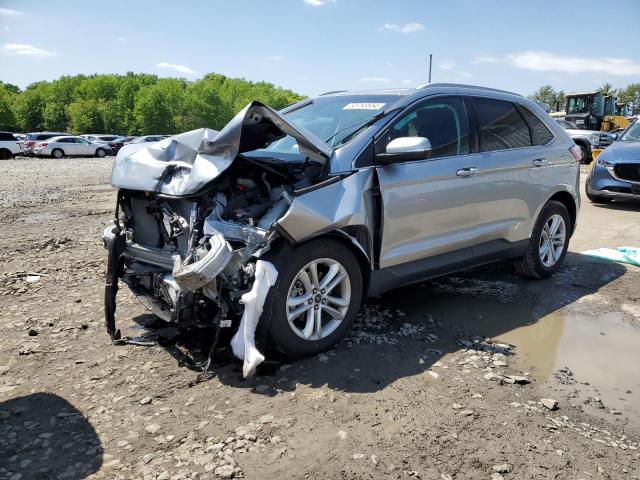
[1, 0, 639, 96]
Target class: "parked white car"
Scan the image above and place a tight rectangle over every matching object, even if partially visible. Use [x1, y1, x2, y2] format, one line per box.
[0, 131, 22, 159]
[33, 136, 112, 158]
[80, 134, 121, 143]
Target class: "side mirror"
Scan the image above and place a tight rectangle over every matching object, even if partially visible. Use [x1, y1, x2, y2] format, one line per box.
[610, 132, 619, 141]
[377, 137, 432, 165]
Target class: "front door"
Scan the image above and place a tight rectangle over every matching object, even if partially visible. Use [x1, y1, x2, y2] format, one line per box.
[375, 95, 484, 269]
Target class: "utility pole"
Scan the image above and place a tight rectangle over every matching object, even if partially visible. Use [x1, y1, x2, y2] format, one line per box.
[428, 54, 432, 84]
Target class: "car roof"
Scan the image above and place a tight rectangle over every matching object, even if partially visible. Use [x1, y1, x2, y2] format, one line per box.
[318, 83, 521, 99]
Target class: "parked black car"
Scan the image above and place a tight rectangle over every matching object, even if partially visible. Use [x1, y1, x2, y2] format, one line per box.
[108, 136, 138, 155]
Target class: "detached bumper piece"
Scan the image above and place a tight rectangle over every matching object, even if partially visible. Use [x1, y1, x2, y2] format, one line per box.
[104, 226, 126, 344]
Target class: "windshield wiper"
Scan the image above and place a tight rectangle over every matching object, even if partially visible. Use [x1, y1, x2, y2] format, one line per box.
[324, 111, 387, 146]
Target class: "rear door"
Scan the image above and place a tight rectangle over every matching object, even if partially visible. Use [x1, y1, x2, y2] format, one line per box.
[466, 97, 550, 250]
[375, 95, 483, 268]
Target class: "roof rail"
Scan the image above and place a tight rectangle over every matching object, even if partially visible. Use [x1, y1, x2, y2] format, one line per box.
[318, 90, 348, 96]
[419, 83, 522, 97]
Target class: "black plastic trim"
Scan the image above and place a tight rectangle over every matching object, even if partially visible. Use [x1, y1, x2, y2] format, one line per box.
[367, 239, 528, 296]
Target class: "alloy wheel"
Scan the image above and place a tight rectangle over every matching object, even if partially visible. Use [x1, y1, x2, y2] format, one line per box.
[286, 258, 351, 341]
[538, 214, 566, 267]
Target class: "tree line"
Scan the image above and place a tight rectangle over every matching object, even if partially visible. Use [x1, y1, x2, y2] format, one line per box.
[0, 73, 304, 134]
[529, 82, 640, 113]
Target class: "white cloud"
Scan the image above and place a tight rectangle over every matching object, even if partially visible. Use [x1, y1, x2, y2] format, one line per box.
[156, 62, 198, 76]
[457, 71, 472, 79]
[439, 61, 456, 71]
[472, 56, 499, 64]
[0, 7, 23, 17]
[117, 37, 126, 42]
[2, 43, 55, 58]
[360, 77, 391, 83]
[384, 62, 393, 67]
[505, 51, 640, 76]
[303, 0, 335, 5]
[378, 22, 425, 34]
[266, 55, 283, 62]
[401, 79, 412, 85]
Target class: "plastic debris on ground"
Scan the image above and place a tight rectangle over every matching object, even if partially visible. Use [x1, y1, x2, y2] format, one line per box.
[581, 246, 640, 267]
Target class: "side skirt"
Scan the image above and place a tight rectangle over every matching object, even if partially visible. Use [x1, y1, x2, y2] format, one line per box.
[367, 239, 529, 297]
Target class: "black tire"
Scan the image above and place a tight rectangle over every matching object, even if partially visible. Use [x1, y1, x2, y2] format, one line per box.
[95, 148, 106, 158]
[51, 148, 64, 159]
[515, 200, 571, 279]
[260, 238, 363, 358]
[0, 149, 12, 160]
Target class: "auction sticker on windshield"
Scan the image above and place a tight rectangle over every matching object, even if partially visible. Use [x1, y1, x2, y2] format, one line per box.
[343, 103, 386, 110]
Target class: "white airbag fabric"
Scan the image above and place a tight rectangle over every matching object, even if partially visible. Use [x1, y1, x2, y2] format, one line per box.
[230, 260, 278, 378]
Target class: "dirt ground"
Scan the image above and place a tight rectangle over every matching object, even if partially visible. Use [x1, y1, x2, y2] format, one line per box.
[0, 157, 639, 480]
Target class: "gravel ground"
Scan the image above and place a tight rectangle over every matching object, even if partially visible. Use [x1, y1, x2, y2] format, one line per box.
[0, 157, 639, 480]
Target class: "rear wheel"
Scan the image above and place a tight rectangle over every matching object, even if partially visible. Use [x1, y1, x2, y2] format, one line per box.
[516, 200, 570, 279]
[95, 148, 106, 158]
[261, 238, 363, 358]
[52, 148, 64, 159]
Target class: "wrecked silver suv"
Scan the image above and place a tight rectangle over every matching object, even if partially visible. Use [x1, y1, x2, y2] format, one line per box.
[103, 84, 580, 377]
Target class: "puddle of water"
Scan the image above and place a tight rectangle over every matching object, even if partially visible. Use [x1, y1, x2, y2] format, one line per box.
[496, 311, 640, 423]
[383, 284, 640, 428]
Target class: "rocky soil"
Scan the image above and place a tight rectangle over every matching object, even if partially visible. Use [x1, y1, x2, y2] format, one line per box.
[0, 158, 638, 480]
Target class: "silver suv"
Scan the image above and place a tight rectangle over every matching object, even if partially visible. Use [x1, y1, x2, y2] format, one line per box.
[103, 84, 581, 367]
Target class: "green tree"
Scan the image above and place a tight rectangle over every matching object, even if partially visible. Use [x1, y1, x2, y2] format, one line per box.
[67, 99, 104, 134]
[14, 86, 48, 131]
[598, 82, 616, 96]
[0, 85, 17, 130]
[618, 83, 640, 113]
[134, 79, 186, 134]
[529, 85, 557, 111]
[43, 102, 67, 131]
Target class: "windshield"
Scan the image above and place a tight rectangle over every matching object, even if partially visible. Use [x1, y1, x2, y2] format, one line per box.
[254, 94, 401, 157]
[620, 121, 640, 142]
[566, 96, 589, 114]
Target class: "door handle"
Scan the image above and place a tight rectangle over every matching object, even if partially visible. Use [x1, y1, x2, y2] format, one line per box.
[456, 167, 478, 177]
[532, 159, 546, 167]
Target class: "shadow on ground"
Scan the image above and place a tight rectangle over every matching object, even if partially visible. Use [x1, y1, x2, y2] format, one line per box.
[125, 252, 626, 395]
[0, 393, 103, 479]
[592, 199, 640, 211]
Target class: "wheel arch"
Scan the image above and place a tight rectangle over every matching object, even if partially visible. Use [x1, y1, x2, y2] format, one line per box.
[547, 190, 578, 236]
[267, 227, 373, 297]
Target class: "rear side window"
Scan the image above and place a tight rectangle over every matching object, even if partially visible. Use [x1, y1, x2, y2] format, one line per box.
[474, 98, 532, 151]
[0, 132, 16, 141]
[518, 106, 555, 145]
[386, 96, 470, 159]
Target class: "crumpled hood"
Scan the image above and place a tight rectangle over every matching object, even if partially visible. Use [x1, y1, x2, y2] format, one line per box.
[599, 140, 640, 163]
[111, 100, 332, 196]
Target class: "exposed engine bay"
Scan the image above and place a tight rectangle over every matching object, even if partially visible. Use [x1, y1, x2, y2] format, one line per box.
[103, 101, 335, 377]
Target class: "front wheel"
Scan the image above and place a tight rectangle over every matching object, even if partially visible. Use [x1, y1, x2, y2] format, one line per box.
[516, 200, 570, 279]
[260, 238, 363, 358]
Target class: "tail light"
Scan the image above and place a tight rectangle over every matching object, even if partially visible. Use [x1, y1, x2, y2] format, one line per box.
[39, 142, 48, 147]
[569, 144, 583, 162]
[26, 141, 35, 147]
